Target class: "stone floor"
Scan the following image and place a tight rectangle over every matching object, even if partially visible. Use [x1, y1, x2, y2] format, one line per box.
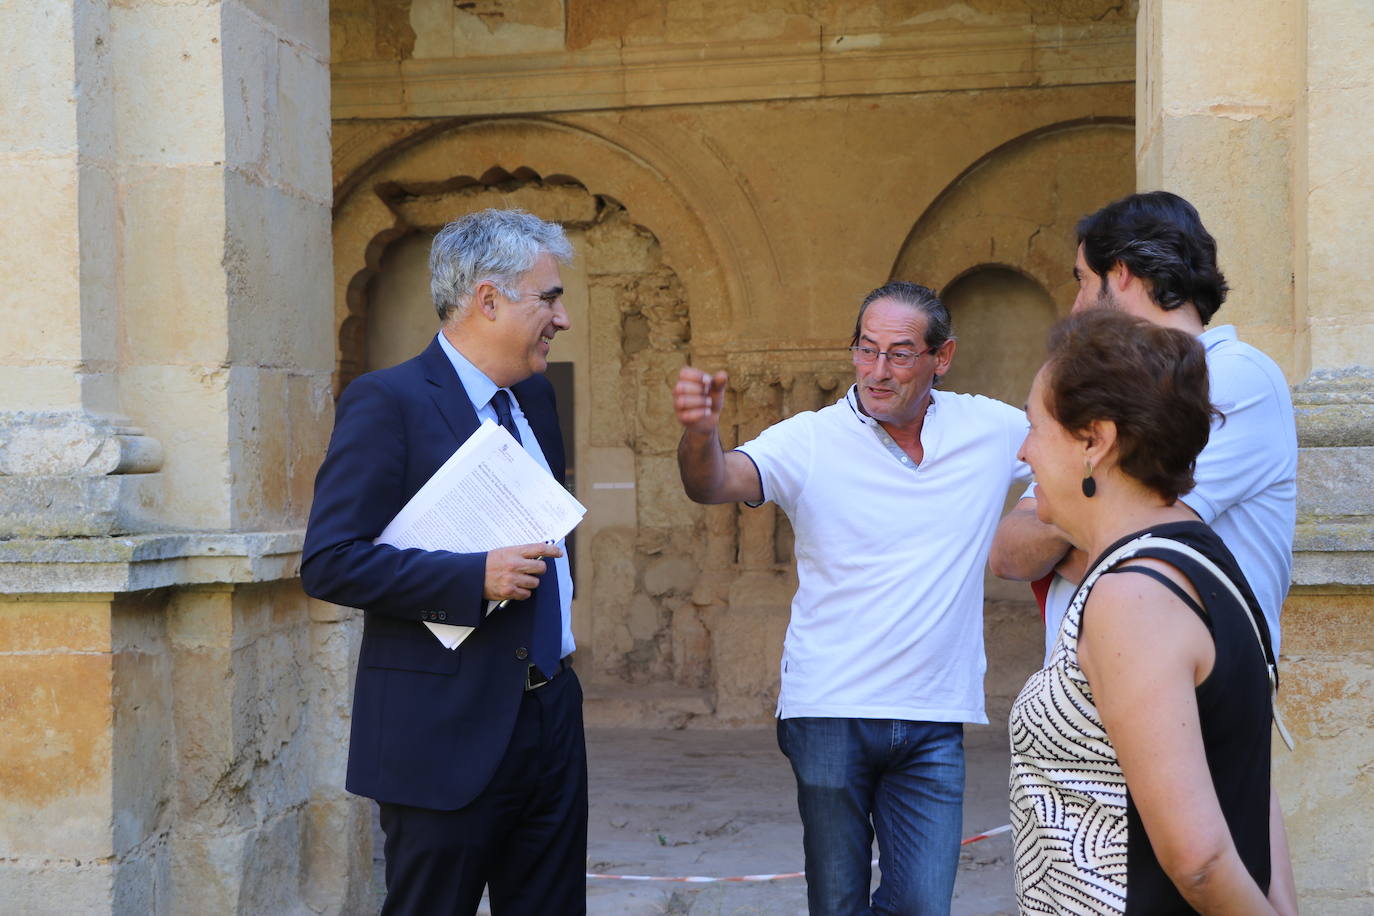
[372, 725, 1016, 914]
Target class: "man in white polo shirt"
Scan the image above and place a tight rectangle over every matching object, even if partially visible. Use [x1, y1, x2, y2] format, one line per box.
[989, 191, 1297, 665]
[673, 282, 1029, 915]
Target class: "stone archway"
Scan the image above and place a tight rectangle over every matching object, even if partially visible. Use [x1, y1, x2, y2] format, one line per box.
[332, 117, 749, 394]
[892, 118, 1134, 307]
[332, 128, 732, 723]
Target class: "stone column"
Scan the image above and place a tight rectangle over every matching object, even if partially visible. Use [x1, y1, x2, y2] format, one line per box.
[1136, 0, 1302, 370]
[0, 2, 365, 912]
[1284, 3, 1374, 911]
[0, 1, 162, 536]
[1138, 2, 1374, 911]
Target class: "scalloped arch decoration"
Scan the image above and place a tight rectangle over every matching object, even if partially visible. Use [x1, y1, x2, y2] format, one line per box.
[331, 117, 747, 390]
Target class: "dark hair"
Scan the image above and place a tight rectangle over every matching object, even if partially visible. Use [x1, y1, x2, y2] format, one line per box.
[1076, 191, 1230, 324]
[850, 281, 953, 348]
[1043, 310, 1217, 502]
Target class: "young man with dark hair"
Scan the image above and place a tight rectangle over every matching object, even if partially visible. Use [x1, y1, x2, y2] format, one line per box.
[990, 190, 1297, 663]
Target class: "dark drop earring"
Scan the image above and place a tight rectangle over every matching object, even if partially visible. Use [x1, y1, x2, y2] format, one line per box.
[1081, 461, 1097, 498]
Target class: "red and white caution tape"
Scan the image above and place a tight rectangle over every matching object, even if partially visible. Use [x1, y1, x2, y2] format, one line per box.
[585, 823, 1012, 883]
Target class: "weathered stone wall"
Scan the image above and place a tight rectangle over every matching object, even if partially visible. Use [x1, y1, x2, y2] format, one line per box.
[0, 2, 367, 912]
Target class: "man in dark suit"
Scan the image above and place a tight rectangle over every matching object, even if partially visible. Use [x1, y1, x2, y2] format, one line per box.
[301, 208, 585, 915]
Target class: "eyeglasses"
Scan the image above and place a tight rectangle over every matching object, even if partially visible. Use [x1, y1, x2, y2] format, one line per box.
[849, 345, 938, 369]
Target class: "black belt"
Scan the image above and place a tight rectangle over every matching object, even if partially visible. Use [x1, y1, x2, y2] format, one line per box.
[524, 657, 567, 691]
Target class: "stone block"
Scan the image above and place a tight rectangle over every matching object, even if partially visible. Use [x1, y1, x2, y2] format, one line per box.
[669, 602, 711, 688]
[1296, 447, 1374, 518]
[591, 527, 638, 607]
[222, 3, 279, 180]
[1306, 0, 1374, 90]
[624, 593, 661, 642]
[0, 598, 112, 653]
[0, 4, 79, 153]
[112, 831, 171, 916]
[120, 364, 232, 531]
[708, 571, 793, 722]
[168, 828, 244, 912]
[111, 623, 173, 857]
[1305, 84, 1374, 344]
[167, 587, 235, 650]
[169, 640, 241, 823]
[1292, 369, 1374, 448]
[0, 861, 114, 916]
[306, 596, 354, 625]
[236, 0, 330, 56]
[121, 165, 230, 362]
[224, 171, 334, 368]
[229, 368, 290, 529]
[306, 611, 361, 794]
[288, 372, 334, 522]
[76, 160, 119, 367]
[453, 0, 565, 57]
[0, 412, 161, 476]
[0, 366, 83, 413]
[1155, 0, 1298, 111]
[643, 555, 698, 598]
[0, 473, 162, 538]
[301, 795, 374, 914]
[235, 810, 307, 914]
[636, 455, 700, 531]
[0, 653, 114, 859]
[587, 283, 629, 447]
[274, 36, 332, 202]
[1273, 660, 1374, 906]
[584, 215, 662, 276]
[111, 1, 226, 165]
[631, 354, 689, 455]
[0, 157, 82, 365]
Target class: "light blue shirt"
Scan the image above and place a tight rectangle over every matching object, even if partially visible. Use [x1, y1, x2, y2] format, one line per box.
[435, 332, 576, 659]
[1038, 324, 1297, 662]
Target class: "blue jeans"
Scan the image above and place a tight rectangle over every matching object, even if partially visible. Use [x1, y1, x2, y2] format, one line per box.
[777, 717, 964, 916]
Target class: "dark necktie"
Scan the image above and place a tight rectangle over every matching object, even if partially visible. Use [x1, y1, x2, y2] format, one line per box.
[491, 389, 561, 676]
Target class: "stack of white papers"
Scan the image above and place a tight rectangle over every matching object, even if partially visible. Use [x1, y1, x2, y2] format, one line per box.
[375, 420, 587, 648]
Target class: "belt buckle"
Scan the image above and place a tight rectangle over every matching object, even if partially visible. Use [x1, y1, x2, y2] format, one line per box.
[524, 663, 550, 691]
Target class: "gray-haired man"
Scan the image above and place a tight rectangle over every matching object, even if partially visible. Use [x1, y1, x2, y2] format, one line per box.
[303, 209, 586, 915]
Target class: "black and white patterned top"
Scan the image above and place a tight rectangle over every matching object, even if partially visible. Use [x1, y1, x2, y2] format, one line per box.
[1008, 522, 1273, 915]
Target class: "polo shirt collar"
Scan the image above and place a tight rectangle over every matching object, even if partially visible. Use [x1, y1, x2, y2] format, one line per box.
[843, 384, 939, 426]
[1198, 323, 1237, 354]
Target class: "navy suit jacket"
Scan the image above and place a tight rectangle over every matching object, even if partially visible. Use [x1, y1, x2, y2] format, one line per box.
[301, 337, 566, 810]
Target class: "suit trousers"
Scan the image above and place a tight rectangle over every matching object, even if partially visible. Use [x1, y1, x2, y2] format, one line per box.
[377, 666, 587, 916]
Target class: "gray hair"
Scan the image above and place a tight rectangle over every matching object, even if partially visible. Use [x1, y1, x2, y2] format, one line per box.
[429, 209, 574, 321]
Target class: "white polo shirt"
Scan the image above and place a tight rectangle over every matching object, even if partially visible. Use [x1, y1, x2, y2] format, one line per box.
[737, 386, 1030, 724]
[1039, 324, 1297, 660]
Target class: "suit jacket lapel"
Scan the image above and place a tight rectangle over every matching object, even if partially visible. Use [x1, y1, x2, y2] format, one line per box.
[419, 337, 480, 446]
[421, 338, 564, 484]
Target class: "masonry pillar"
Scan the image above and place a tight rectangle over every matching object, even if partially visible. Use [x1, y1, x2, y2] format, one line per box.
[1139, 1, 1374, 910]
[0, 2, 367, 912]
